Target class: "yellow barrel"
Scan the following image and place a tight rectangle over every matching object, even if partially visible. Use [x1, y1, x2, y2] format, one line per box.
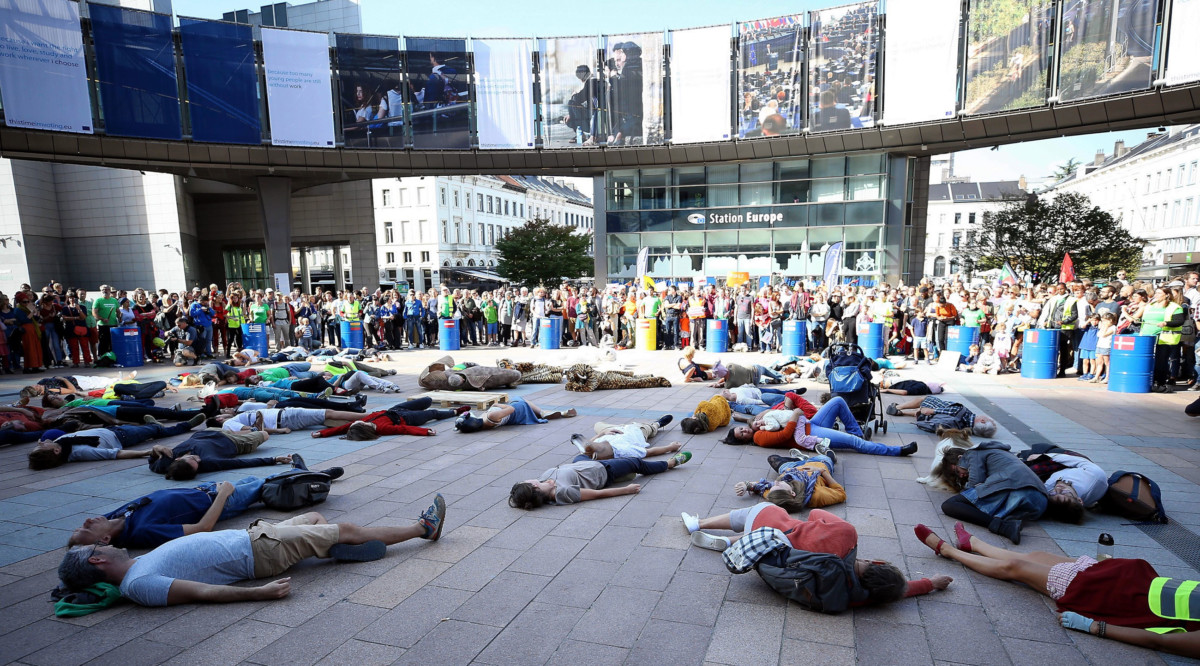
[636, 318, 657, 351]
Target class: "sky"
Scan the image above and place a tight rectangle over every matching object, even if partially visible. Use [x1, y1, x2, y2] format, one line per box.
[168, 0, 1184, 185]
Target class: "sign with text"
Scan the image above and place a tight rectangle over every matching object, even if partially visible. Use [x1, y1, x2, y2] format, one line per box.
[474, 38, 535, 149]
[262, 27, 335, 148]
[0, 0, 92, 134]
[670, 24, 732, 143]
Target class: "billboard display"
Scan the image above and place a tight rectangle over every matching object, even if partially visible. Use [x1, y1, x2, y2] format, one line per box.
[808, 1, 879, 132]
[179, 18, 261, 145]
[89, 4, 180, 140]
[603, 31, 664, 145]
[1165, 0, 1200, 85]
[0, 0, 92, 134]
[737, 15, 804, 138]
[335, 34, 402, 149]
[404, 38, 471, 150]
[964, 0, 1054, 114]
[261, 27, 335, 147]
[1058, 0, 1158, 102]
[474, 38, 535, 149]
[882, 0, 960, 125]
[542, 36, 603, 148]
[670, 25, 732, 143]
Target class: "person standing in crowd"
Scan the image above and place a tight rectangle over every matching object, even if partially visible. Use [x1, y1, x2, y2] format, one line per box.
[92, 285, 120, 358]
[1143, 286, 1186, 393]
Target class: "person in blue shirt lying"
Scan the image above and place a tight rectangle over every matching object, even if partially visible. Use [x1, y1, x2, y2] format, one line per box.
[147, 429, 298, 481]
[27, 416, 205, 470]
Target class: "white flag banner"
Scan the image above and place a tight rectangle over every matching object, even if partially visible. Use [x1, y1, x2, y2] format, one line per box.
[882, 0, 960, 125]
[261, 27, 335, 148]
[0, 0, 92, 133]
[1166, 0, 1200, 85]
[474, 38, 535, 149]
[669, 25, 731, 143]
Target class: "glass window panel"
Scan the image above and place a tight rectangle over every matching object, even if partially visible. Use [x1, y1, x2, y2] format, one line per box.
[608, 252, 638, 277]
[843, 250, 881, 273]
[780, 179, 811, 204]
[674, 231, 705, 254]
[678, 252, 705, 274]
[606, 212, 640, 233]
[846, 201, 885, 225]
[847, 153, 884, 175]
[740, 162, 774, 183]
[640, 169, 669, 209]
[779, 159, 809, 181]
[815, 203, 845, 229]
[709, 183, 739, 207]
[740, 180, 773, 206]
[674, 167, 705, 185]
[812, 178, 845, 202]
[812, 156, 846, 178]
[844, 225, 881, 249]
[707, 164, 739, 183]
[648, 255, 673, 276]
[675, 167, 707, 208]
[741, 254, 773, 274]
[705, 230, 740, 254]
[607, 233, 640, 254]
[642, 231, 672, 254]
[642, 211, 673, 232]
[848, 175, 883, 200]
[773, 228, 807, 251]
[739, 229, 772, 253]
[705, 253, 739, 276]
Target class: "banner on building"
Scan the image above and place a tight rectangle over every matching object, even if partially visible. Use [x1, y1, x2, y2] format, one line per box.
[1165, 0, 1200, 85]
[882, 0, 959, 125]
[727, 271, 750, 287]
[261, 27, 335, 148]
[1058, 0, 1157, 102]
[542, 36, 602, 148]
[336, 34, 402, 149]
[964, 0, 1053, 114]
[89, 4, 181, 140]
[671, 25, 732, 143]
[808, 2, 878, 132]
[604, 31, 664, 146]
[822, 241, 844, 286]
[405, 38, 471, 150]
[474, 38, 535, 149]
[736, 15, 803, 138]
[0, 0, 92, 134]
[179, 18, 261, 145]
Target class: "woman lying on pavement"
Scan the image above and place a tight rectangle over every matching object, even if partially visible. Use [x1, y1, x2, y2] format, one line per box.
[453, 398, 575, 433]
[313, 397, 465, 439]
[683, 446, 843, 515]
[212, 407, 367, 435]
[935, 442, 1048, 544]
[914, 522, 1200, 658]
[722, 400, 917, 457]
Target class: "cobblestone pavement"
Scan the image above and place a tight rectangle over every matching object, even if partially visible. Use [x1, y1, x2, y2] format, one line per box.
[1, 346, 1198, 665]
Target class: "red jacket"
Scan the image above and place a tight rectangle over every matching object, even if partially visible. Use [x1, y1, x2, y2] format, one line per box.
[316, 410, 430, 438]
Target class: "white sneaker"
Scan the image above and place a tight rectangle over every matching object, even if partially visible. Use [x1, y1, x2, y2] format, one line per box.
[690, 531, 730, 552]
[681, 512, 700, 534]
[787, 448, 812, 461]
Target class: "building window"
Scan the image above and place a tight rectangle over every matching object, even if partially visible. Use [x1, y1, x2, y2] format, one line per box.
[441, 187, 447, 205]
[417, 188, 426, 205]
[384, 222, 394, 244]
[504, 200, 510, 216]
[487, 196, 494, 214]
[398, 189, 406, 206]
[952, 232, 962, 248]
[1190, 162, 1197, 185]
[954, 213, 961, 225]
[478, 193, 484, 211]
[403, 251, 412, 262]
[488, 225, 495, 245]
[421, 251, 430, 262]
[968, 212, 976, 225]
[520, 203, 525, 217]
[933, 256, 946, 277]
[1178, 167, 1186, 187]
[382, 189, 391, 206]
[478, 223, 484, 244]
[441, 220, 448, 242]
[386, 252, 395, 264]
[456, 220, 463, 243]
[453, 190, 459, 207]
[937, 233, 945, 247]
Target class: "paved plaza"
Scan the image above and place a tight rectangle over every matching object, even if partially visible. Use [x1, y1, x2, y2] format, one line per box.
[1, 347, 1198, 666]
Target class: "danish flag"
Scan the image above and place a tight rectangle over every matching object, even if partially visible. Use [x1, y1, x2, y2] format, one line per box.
[1113, 336, 1136, 351]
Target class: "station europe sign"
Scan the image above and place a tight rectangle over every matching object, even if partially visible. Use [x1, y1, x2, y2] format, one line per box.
[687, 211, 785, 225]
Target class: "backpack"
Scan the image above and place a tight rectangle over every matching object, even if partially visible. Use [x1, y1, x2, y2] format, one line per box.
[754, 547, 866, 613]
[260, 470, 332, 511]
[1099, 471, 1168, 524]
[825, 344, 874, 401]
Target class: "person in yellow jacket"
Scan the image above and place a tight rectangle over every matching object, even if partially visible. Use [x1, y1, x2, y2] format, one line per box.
[1143, 287, 1186, 392]
[225, 293, 246, 357]
[680, 394, 732, 434]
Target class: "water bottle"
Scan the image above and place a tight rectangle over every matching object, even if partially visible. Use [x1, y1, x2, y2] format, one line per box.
[1097, 533, 1114, 560]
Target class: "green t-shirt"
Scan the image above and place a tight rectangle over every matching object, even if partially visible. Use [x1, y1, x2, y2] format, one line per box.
[484, 302, 498, 323]
[960, 309, 985, 328]
[93, 297, 120, 326]
[64, 398, 115, 407]
[258, 367, 290, 382]
[80, 299, 96, 327]
[645, 297, 662, 318]
[250, 303, 269, 323]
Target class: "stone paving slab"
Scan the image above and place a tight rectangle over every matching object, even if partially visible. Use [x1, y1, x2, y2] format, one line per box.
[0, 346, 1199, 664]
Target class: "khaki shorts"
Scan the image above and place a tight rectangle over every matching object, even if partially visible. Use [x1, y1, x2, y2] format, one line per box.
[224, 430, 268, 454]
[247, 515, 341, 578]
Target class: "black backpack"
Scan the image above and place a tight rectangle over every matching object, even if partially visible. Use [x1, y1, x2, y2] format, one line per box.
[260, 470, 332, 511]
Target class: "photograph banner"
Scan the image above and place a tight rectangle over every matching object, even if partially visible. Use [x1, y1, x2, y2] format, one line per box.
[335, 34, 402, 149]
[542, 36, 602, 148]
[261, 27, 334, 148]
[1165, 0, 1200, 85]
[404, 38, 471, 150]
[89, 4, 181, 140]
[179, 18, 261, 145]
[882, 0, 960, 125]
[670, 25, 731, 143]
[822, 241, 844, 287]
[604, 31, 664, 146]
[0, 0, 92, 134]
[964, 0, 1053, 114]
[474, 38, 534, 149]
[1058, 0, 1157, 102]
[737, 15, 803, 138]
[808, 1, 879, 133]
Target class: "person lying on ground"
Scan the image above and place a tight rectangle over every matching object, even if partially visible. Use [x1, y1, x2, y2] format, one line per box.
[453, 398, 575, 433]
[723, 399, 916, 456]
[57, 495, 446, 606]
[28, 417, 205, 470]
[708, 362, 790, 388]
[886, 395, 998, 438]
[315, 397, 464, 439]
[720, 385, 812, 417]
[937, 441, 1049, 544]
[21, 375, 173, 403]
[569, 415, 679, 460]
[877, 377, 946, 396]
[692, 447, 843, 513]
[147, 429, 295, 481]
[680, 394, 732, 434]
[914, 522, 1200, 658]
[250, 370, 338, 394]
[213, 407, 364, 435]
[42, 403, 206, 429]
[204, 392, 366, 419]
[1017, 444, 1108, 524]
[509, 446, 691, 509]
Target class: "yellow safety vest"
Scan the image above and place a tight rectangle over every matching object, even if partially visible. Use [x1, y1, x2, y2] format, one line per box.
[1143, 303, 1183, 345]
[341, 300, 362, 321]
[1059, 298, 1079, 331]
[1147, 577, 1199, 634]
[226, 306, 245, 328]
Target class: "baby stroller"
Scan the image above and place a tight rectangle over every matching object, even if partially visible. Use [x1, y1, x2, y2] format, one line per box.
[824, 342, 886, 438]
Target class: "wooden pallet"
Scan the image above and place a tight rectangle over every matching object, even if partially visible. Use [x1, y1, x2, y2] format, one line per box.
[409, 390, 509, 410]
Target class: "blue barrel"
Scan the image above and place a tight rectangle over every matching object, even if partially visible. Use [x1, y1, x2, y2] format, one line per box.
[340, 320, 364, 350]
[539, 316, 563, 350]
[109, 326, 143, 368]
[439, 318, 460, 351]
[1108, 335, 1156, 393]
[947, 326, 981, 358]
[783, 320, 807, 356]
[1020, 328, 1059, 379]
[856, 322, 884, 360]
[241, 323, 269, 357]
[706, 319, 729, 353]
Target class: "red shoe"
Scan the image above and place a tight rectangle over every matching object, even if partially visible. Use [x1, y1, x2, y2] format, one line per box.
[953, 522, 974, 553]
[914, 524, 946, 556]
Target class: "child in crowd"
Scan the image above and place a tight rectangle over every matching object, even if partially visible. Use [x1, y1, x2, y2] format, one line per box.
[993, 322, 1013, 372]
[483, 295, 499, 346]
[974, 341, 1003, 375]
[295, 317, 314, 351]
[1076, 313, 1100, 381]
[908, 309, 930, 364]
[1092, 312, 1116, 383]
[754, 303, 772, 353]
[957, 344, 981, 372]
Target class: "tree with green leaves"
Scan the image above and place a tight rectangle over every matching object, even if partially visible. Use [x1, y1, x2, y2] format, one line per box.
[495, 218, 593, 287]
[960, 191, 1144, 283]
[1051, 157, 1082, 182]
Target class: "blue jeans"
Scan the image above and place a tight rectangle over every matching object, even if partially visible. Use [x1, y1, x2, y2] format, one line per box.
[194, 324, 213, 356]
[962, 486, 1049, 521]
[809, 397, 899, 456]
[110, 421, 193, 447]
[779, 454, 834, 475]
[755, 365, 786, 384]
[572, 454, 670, 481]
[282, 362, 312, 374]
[737, 318, 753, 346]
[195, 475, 266, 520]
[406, 317, 422, 346]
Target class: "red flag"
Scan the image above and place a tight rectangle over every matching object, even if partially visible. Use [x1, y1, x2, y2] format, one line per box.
[1059, 252, 1076, 284]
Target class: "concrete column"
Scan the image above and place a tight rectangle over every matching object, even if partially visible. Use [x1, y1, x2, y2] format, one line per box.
[256, 176, 293, 283]
[592, 175, 607, 284]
